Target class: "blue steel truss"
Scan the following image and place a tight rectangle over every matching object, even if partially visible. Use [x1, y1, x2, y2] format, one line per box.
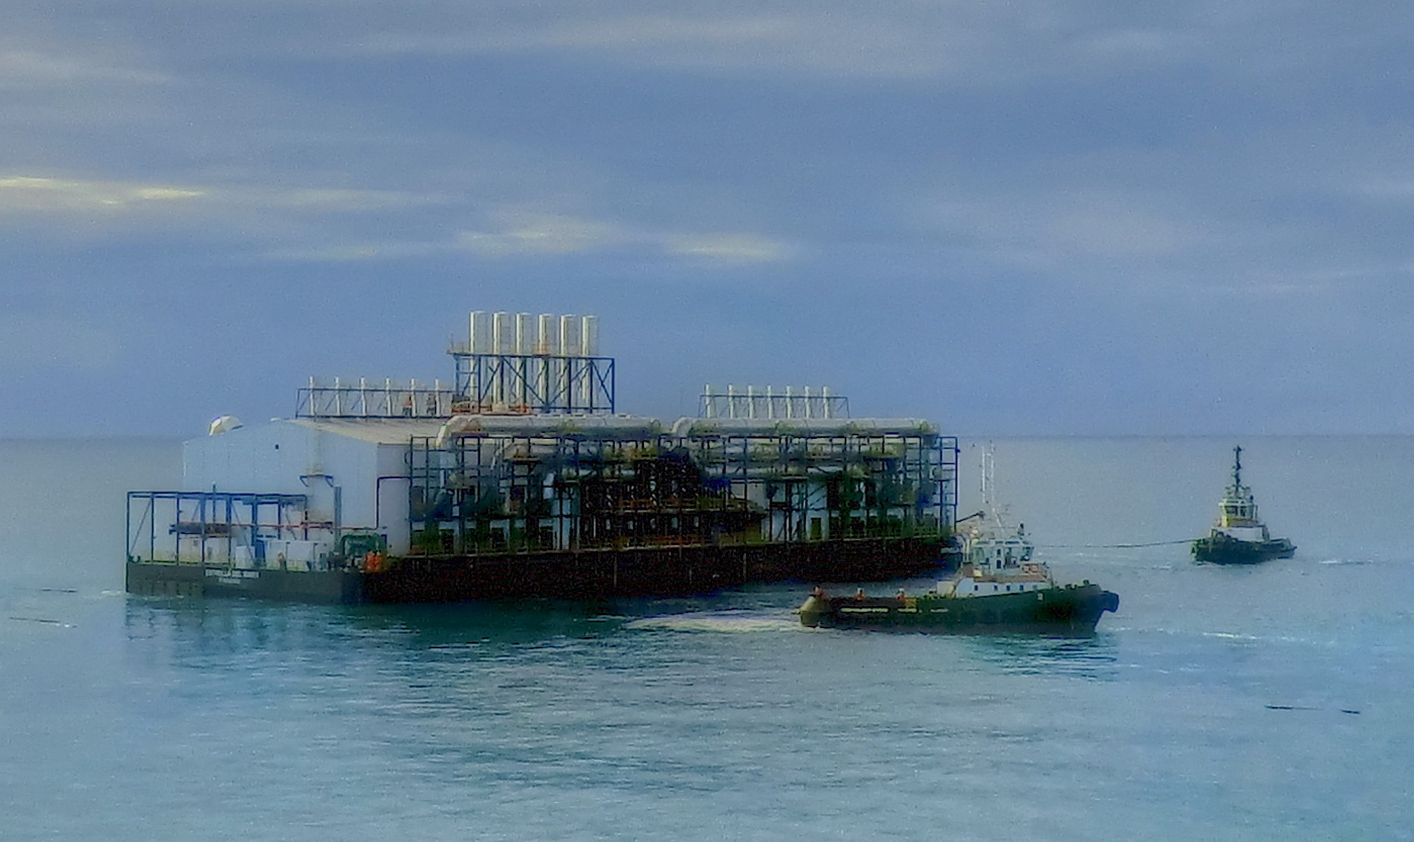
[126, 490, 310, 564]
[450, 352, 615, 415]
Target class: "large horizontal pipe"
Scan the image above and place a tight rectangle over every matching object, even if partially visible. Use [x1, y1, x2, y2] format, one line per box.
[437, 414, 665, 446]
[669, 417, 938, 438]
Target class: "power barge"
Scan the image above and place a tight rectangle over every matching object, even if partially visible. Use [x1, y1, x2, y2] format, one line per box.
[127, 312, 960, 602]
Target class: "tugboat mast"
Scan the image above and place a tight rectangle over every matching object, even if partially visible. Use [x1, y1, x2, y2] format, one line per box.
[1232, 445, 1243, 489]
[981, 444, 996, 511]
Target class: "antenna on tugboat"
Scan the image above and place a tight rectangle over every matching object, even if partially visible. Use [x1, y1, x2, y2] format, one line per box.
[981, 442, 996, 511]
[1233, 445, 1243, 488]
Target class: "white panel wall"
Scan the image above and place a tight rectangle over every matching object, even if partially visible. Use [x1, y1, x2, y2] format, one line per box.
[183, 421, 391, 541]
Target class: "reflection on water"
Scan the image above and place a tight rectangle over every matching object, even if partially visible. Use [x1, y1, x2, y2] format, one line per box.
[123, 596, 633, 658]
[964, 633, 1122, 680]
[123, 587, 841, 663]
[346, 600, 630, 647]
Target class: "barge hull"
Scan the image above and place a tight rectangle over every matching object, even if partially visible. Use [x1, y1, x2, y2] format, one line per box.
[127, 537, 954, 604]
[126, 560, 363, 603]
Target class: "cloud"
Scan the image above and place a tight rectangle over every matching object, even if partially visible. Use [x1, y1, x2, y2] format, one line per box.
[322, 2, 1299, 85]
[0, 313, 122, 375]
[457, 210, 792, 264]
[930, 186, 1204, 266]
[0, 176, 205, 213]
[254, 187, 448, 213]
[258, 237, 475, 262]
[0, 172, 792, 268]
[260, 244, 388, 262]
[344, 9, 993, 79]
[0, 41, 167, 89]
[457, 212, 618, 256]
[0, 1, 1207, 91]
[1354, 175, 1414, 201]
[1075, 28, 1207, 63]
[0, 174, 446, 233]
[1045, 197, 1201, 258]
[665, 232, 791, 262]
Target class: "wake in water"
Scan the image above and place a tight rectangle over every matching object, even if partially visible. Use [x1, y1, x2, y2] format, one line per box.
[625, 610, 801, 634]
[8, 616, 72, 627]
[1265, 704, 1361, 715]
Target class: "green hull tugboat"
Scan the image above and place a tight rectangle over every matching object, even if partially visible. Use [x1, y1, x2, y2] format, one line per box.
[798, 451, 1118, 635]
[796, 573, 1119, 634]
[1191, 446, 1295, 565]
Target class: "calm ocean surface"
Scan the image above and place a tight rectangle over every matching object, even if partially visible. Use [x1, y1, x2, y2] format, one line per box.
[2, 436, 1411, 840]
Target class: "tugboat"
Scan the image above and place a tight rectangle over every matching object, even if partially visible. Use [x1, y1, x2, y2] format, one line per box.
[1191, 446, 1295, 564]
[797, 450, 1119, 634]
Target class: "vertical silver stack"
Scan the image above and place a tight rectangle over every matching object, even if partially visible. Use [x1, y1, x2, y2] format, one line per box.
[451, 310, 615, 415]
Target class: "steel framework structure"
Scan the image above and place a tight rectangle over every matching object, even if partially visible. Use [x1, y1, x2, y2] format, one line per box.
[296, 378, 454, 418]
[449, 351, 616, 415]
[405, 428, 957, 556]
[126, 490, 310, 565]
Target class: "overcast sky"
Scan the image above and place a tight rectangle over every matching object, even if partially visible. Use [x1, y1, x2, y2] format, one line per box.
[3, 0, 1412, 437]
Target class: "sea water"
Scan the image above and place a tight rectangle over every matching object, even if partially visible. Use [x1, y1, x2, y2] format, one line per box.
[1, 437, 1410, 840]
